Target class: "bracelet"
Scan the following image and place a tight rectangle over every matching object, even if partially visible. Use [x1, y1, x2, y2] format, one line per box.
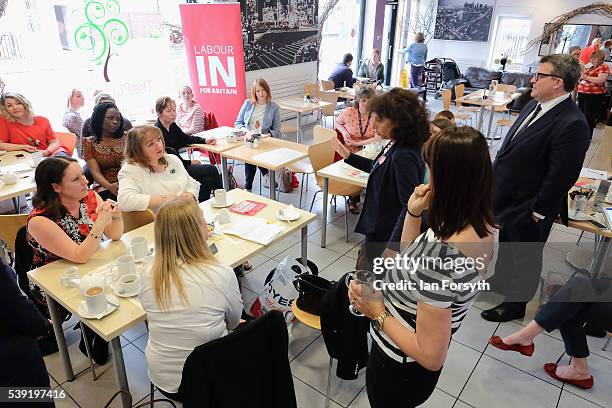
[89, 231, 101, 240]
[407, 207, 422, 218]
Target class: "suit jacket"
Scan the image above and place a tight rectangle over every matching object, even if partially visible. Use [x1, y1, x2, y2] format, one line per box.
[345, 142, 425, 245]
[493, 97, 590, 227]
[329, 63, 356, 89]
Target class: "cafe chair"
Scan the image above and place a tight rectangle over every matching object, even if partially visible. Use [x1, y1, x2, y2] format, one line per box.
[489, 84, 518, 139]
[308, 126, 363, 242]
[453, 84, 479, 126]
[178, 311, 297, 408]
[320, 79, 335, 91]
[122, 209, 155, 233]
[54, 132, 77, 157]
[304, 82, 321, 122]
[0, 214, 28, 266]
[318, 91, 339, 129]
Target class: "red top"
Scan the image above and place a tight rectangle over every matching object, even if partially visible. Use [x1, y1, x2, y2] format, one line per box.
[578, 63, 610, 94]
[27, 190, 99, 268]
[0, 116, 67, 154]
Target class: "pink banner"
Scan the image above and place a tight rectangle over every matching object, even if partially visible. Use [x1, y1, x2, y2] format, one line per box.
[179, 4, 246, 126]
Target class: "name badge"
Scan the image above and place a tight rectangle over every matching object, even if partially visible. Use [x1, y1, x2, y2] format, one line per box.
[377, 155, 386, 165]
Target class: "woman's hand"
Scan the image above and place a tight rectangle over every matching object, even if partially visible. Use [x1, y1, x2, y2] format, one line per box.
[206, 137, 217, 145]
[108, 183, 119, 197]
[408, 184, 432, 216]
[344, 137, 357, 149]
[331, 135, 350, 160]
[348, 280, 385, 320]
[22, 145, 38, 153]
[96, 201, 115, 226]
[178, 192, 197, 201]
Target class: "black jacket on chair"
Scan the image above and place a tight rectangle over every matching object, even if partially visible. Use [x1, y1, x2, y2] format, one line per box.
[179, 311, 296, 408]
[494, 97, 590, 227]
[320, 275, 371, 380]
[345, 143, 425, 248]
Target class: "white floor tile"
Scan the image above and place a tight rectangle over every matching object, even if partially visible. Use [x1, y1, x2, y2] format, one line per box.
[53, 387, 80, 408]
[419, 388, 456, 408]
[453, 400, 475, 408]
[293, 376, 344, 408]
[44, 329, 99, 384]
[345, 242, 362, 261]
[452, 307, 500, 352]
[273, 241, 344, 272]
[437, 341, 481, 397]
[557, 390, 602, 408]
[309, 222, 364, 255]
[558, 352, 612, 407]
[319, 255, 357, 282]
[121, 321, 148, 342]
[288, 320, 322, 362]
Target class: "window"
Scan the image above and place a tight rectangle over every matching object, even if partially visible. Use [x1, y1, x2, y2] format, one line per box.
[490, 17, 532, 70]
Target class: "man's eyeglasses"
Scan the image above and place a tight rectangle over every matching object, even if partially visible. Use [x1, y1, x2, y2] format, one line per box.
[532, 72, 562, 81]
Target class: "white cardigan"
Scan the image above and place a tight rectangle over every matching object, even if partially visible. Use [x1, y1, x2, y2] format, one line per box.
[139, 261, 243, 393]
[117, 154, 200, 212]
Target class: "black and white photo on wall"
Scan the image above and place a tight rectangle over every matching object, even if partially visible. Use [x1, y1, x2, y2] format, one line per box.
[240, 0, 318, 71]
[434, 0, 495, 42]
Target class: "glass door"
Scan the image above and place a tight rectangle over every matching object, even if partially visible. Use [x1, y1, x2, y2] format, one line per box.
[380, 1, 398, 86]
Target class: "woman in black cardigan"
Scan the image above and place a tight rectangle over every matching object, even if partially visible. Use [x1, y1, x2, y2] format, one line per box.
[332, 88, 429, 271]
[155, 96, 223, 201]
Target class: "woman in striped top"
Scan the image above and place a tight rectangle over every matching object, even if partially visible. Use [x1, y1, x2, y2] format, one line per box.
[349, 126, 496, 408]
[176, 85, 205, 135]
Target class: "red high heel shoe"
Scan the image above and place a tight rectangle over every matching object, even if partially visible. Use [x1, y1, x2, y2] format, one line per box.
[543, 363, 593, 389]
[489, 336, 534, 357]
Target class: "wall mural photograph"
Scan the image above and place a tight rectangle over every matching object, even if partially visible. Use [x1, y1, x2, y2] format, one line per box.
[240, 0, 318, 71]
[434, 0, 495, 42]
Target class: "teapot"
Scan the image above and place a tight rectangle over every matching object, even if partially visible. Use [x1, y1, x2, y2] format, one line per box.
[79, 272, 113, 295]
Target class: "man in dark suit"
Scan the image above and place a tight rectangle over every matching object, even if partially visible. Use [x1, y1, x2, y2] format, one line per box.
[329, 53, 357, 89]
[482, 54, 591, 322]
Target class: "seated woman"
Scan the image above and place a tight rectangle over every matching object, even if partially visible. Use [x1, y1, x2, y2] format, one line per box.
[235, 78, 281, 191]
[490, 275, 612, 389]
[332, 88, 428, 271]
[176, 85, 205, 135]
[434, 110, 455, 124]
[83, 102, 126, 201]
[140, 196, 243, 400]
[27, 156, 123, 363]
[117, 125, 200, 212]
[348, 126, 495, 408]
[0, 92, 68, 156]
[155, 96, 222, 201]
[336, 86, 379, 213]
[81, 93, 133, 139]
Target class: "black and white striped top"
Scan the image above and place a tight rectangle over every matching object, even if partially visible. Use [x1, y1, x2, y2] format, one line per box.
[371, 229, 485, 364]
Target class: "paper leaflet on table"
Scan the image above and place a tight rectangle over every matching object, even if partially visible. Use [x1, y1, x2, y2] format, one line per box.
[220, 216, 282, 245]
[579, 168, 608, 181]
[251, 148, 304, 166]
[229, 200, 267, 216]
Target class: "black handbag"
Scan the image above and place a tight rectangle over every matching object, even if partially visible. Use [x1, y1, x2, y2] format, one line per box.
[293, 274, 333, 316]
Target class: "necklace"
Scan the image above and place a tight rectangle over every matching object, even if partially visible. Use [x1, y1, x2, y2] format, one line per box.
[357, 106, 372, 140]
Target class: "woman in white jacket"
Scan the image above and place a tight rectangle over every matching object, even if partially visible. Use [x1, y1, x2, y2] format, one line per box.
[117, 125, 200, 212]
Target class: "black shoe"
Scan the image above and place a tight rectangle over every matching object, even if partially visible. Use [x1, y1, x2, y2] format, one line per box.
[38, 333, 59, 356]
[481, 302, 526, 322]
[78, 325, 109, 365]
[584, 322, 606, 338]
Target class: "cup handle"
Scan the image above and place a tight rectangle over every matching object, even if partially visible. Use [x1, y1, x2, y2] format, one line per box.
[293, 278, 301, 291]
[344, 272, 355, 288]
[109, 265, 119, 280]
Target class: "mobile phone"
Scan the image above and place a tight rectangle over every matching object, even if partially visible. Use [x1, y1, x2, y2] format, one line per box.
[15, 153, 25, 158]
[209, 242, 218, 255]
[587, 219, 608, 230]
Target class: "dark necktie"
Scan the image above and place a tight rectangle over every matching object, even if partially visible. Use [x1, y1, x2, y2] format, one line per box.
[509, 103, 542, 143]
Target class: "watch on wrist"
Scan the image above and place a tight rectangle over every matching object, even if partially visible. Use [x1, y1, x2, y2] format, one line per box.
[372, 309, 391, 331]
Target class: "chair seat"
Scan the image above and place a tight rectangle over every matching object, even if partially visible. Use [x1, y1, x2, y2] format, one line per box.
[455, 112, 472, 120]
[287, 158, 313, 174]
[497, 118, 514, 126]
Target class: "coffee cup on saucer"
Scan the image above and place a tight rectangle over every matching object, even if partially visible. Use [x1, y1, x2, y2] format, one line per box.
[84, 286, 107, 315]
[130, 237, 148, 261]
[110, 255, 136, 278]
[118, 274, 140, 295]
[213, 189, 227, 206]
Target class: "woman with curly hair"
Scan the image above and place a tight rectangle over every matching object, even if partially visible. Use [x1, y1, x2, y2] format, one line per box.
[332, 88, 429, 271]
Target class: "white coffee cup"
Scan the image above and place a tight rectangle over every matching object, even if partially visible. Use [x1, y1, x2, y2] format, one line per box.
[2, 172, 17, 184]
[60, 266, 81, 288]
[118, 273, 140, 295]
[84, 286, 107, 315]
[213, 189, 227, 206]
[31, 151, 43, 166]
[217, 208, 230, 224]
[130, 236, 148, 260]
[285, 204, 298, 218]
[110, 255, 135, 278]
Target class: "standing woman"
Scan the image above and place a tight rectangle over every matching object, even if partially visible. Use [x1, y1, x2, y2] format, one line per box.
[401, 32, 428, 89]
[348, 127, 495, 408]
[332, 88, 428, 271]
[140, 197, 242, 401]
[577, 50, 610, 136]
[234, 78, 281, 191]
[335, 86, 379, 213]
[176, 85, 205, 135]
[155, 97, 222, 201]
[62, 88, 85, 139]
[82, 102, 126, 200]
[0, 92, 68, 156]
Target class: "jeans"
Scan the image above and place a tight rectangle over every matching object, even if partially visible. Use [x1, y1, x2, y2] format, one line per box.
[186, 164, 223, 202]
[366, 343, 441, 408]
[244, 163, 269, 190]
[410, 65, 424, 89]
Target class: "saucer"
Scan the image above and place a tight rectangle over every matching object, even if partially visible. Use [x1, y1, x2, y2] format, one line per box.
[113, 284, 141, 298]
[211, 198, 235, 208]
[78, 294, 119, 319]
[277, 210, 300, 221]
[568, 210, 595, 221]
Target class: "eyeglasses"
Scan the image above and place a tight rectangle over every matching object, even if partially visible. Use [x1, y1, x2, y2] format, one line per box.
[532, 72, 562, 81]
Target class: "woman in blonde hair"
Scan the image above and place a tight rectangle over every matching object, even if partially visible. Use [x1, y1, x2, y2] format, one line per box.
[117, 125, 200, 212]
[139, 197, 243, 400]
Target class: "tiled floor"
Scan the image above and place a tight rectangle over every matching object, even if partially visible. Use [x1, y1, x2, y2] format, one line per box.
[39, 99, 612, 407]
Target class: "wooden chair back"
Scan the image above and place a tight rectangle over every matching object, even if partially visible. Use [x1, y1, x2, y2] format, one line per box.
[495, 84, 517, 93]
[319, 92, 338, 116]
[442, 89, 452, 111]
[122, 209, 155, 233]
[0, 214, 29, 255]
[54, 132, 77, 156]
[304, 82, 320, 98]
[320, 80, 335, 91]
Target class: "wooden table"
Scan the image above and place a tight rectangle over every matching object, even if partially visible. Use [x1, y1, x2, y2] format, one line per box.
[28, 189, 316, 407]
[0, 151, 37, 213]
[322, 88, 356, 101]
[220, 137, 308, 200]
[455, 89, 521, 144]
[191, 126, 246, 190]
[276, 97, 333, 143]
[316, 159, 368, 247]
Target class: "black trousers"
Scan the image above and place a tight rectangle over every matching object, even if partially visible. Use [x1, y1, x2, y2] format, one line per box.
[366, 343, 441, 408]
[244, 163, 269, 190]
[577, 92, 606, 137]
[535, 276, 612, 358]
[186, 164, 223, 202]
[488, 216, 554, 304]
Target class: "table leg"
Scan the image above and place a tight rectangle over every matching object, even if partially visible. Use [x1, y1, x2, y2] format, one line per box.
[590, 237, 611, 279]
[46, 295, 75, 381]
[12, 196, 19, 214]
[486, 106, 496, 145]
[320, 177, 329, 248]
[301, 227, 308, 267]
[269, 170, 276, 201]
[296, 112, 302, 143]
[110, 337, 131, 408]
[477, 106, 485, 132]
[221, 157, 229, 190]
